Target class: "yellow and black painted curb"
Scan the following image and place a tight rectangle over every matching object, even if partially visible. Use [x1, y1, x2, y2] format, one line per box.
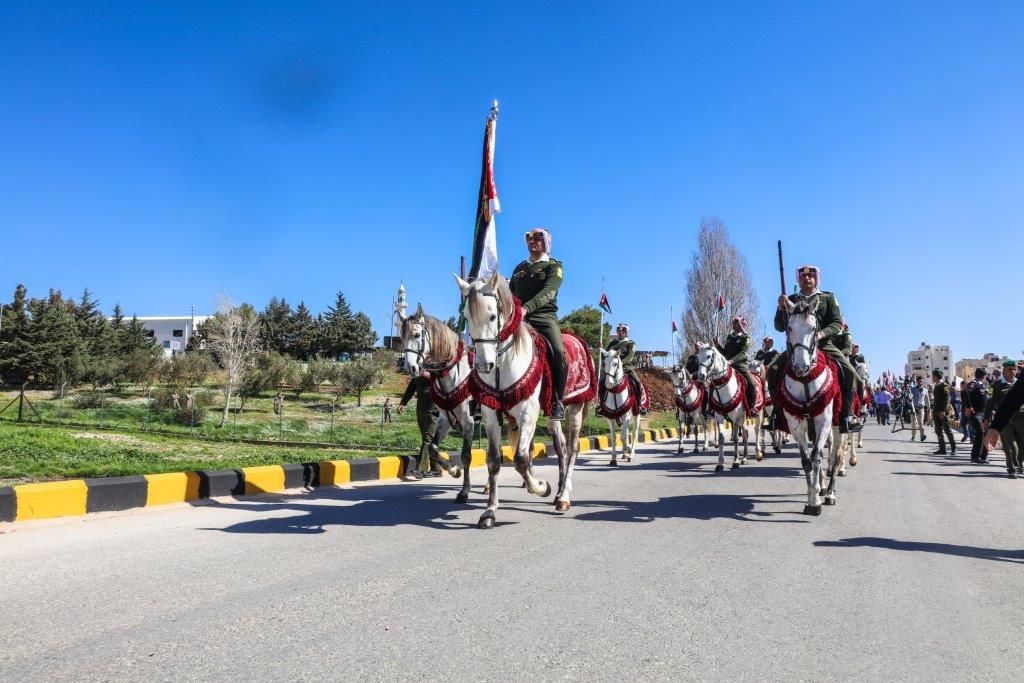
[0, 427, 686, 524]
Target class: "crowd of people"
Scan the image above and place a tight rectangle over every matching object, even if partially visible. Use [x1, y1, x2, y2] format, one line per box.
[870, 360, 1024, 478]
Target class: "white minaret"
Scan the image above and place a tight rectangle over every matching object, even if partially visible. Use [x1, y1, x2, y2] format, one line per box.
[395, 282, 407, 322]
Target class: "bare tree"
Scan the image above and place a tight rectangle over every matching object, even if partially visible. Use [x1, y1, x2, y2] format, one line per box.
[680, 216, 761, 354]
[205, 295, 262, 427]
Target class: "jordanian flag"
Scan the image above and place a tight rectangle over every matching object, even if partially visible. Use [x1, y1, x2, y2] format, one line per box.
[468, 101, 501, 281]
[599, 292, 612, 315]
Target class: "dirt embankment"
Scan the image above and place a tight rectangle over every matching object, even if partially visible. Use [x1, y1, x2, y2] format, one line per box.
[638, 366, 676, 411]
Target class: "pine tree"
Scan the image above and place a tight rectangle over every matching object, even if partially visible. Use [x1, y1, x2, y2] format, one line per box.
[0, 284, 32, 384]
[345, 312, 377, 353]
[120, 315, 164, 390]
[319, 291, 355, 359]
[288, 302, 317, 361]
[28, 290, 85, 388]
[260, 297, 293, 354]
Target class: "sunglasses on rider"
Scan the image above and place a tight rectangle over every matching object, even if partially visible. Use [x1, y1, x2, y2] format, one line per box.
[525, 231, 545, 241]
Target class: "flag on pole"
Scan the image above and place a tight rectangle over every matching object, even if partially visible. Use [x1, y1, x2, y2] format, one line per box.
[671, 320, 678, 333]
[599, 292, 612, 315]
[468, 101, 501, 281]
[717, 293, 725, 312]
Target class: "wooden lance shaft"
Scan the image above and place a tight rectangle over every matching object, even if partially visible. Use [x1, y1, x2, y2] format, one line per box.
[777, 240, 786, 296]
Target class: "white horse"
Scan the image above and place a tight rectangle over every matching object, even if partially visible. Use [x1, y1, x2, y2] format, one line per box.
[456, 272, 592, 527]
[751, 360, 786, 456]
[398, 304, 471, 497]
[777, 294, 842, 515]
[670, 362, 710, 453]
[836, 360, 871, 470]
[598, 349, 643, 466]
[695, 342, 765, 471]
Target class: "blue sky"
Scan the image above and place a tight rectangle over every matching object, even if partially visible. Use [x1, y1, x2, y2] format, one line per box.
[2, 1, 1022, 374]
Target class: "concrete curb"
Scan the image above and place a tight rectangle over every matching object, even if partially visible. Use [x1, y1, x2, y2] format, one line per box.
[0, 427, 693, 523]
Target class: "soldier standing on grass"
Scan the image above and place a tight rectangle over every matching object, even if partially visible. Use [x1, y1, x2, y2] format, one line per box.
[397, 373, 441, 480]
[931, 370, 957, 455]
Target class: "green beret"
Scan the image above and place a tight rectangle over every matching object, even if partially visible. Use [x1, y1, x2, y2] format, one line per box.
[1002, 359, 1017, 367]
[931, 369, 943, 378]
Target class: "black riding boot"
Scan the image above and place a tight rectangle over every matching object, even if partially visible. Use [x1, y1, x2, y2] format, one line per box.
[841, 388, 862, 433]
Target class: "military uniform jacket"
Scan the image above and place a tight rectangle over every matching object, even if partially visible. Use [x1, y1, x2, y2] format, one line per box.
[984, 379, 1011, 421]
[962, 378, 987, 411]
[932, 381, 950, 414]
[719, 332, 750, 369]
[754, 348, 780, 367]
[849, 352, 865, 365]
[685, 354, 699, 375]
[509, 257, 563, 317]
[400, 376, 431, 406]
[774, 291, 844, 346]
[607, 337, 637, 370]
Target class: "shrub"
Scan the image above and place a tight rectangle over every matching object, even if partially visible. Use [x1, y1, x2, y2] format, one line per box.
[71, 391, 106, 409]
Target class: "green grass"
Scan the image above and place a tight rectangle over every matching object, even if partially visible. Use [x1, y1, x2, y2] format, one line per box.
[0, 422, 396, 486]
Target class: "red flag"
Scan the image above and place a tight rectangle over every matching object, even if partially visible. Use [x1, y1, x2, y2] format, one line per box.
[717, 293, 725, 311]
[599, 292, 612, 315]
[671, 320, 678, 332]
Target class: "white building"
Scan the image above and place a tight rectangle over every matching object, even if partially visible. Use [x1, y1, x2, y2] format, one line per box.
[122, 316, 209, 358]
[905, 342, 951, 384]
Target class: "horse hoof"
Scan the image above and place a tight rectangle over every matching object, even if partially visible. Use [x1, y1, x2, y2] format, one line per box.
[541, 481, 552, 497]
[850, 460, 858, 467]
[774, 447, 781, 454]
[837, 470, 847, 477]
[477, 513, 495, 529]
[802, 505, 822, 516]
[609, 460, 618, 467]
[823, 497, 836, 506]
[756, 453, 764, 462]
[555, 500, 571, 512]
[450, 467, 463, 479]
[731, 462, 740, 470]
[455, 492, 469, 504]
[715, 464, 724, 472]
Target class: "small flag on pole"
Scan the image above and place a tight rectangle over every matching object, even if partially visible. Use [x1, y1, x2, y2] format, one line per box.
[468, 101, 501, 281]
[671, 320, 678, 333]
[599, 292, 612, 315]
[717, 293, 725, 312]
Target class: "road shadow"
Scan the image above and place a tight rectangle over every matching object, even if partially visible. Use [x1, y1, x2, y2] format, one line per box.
[196, 479, 556, 535]
[814, 536, 1024, 565]
[890, 470, 1009, 479]
[569, 493, 809, 524]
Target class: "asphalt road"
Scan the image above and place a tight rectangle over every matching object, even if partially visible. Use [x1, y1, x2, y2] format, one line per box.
[2, 423, 1022, 681]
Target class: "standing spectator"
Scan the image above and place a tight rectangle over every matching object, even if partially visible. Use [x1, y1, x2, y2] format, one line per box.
[172, 391, 181, 410]
[962, 368, 988, 462]
[984, 367, 1024, 478]
[873, 386, 892, 424]
[273, 391, 283, 416]
[931, 370, 957, 455]
[950, 381, 962, 422]
[382, 397, 393, 423]
[982, 360, 1017, 467]
[910, 376, 927, 442]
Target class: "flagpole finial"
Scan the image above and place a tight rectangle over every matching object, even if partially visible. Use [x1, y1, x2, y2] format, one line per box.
[489, 100, 499, 120]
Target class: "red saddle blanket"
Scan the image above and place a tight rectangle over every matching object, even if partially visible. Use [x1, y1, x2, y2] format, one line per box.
[772, 350, 842, 433]
[708, 367, 766, 415]
[597, 375, 650, 420]
[470, 329, 597, 416]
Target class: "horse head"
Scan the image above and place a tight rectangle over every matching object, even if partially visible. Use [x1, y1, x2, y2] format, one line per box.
[670, 362, 689, 391]
[455, 272, 510, 375]
[600, 348, 623, 389]
[399, 303, 430, 375]
[694, 342, 724, 382]
[783, 293, 820, 377]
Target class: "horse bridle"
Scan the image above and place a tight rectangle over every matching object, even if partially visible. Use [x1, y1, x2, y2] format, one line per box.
[785, 308, 820, 372]
[402, 321, 431, 370]
[468, 291, 516, 360]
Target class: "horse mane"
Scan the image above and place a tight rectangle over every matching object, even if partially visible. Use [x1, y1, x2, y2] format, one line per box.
[401, 313, 460, 363]
[466, 274, 530, 355]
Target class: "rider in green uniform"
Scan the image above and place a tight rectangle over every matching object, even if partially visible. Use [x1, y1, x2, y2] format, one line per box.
[509, 227, 567, 420]
[607, 323, 647, 415]
[774, 264, 862, 433]
[717, 316, 757, 410]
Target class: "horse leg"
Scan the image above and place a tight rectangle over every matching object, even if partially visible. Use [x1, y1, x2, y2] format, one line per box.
[555, 405, 584, 512]
[455, 407, 473, 504]
[850, 432, 859, 466]
[715, 416, 727, 472]
[432, 415, 462, 479]
[608, 418, 619, 466]
[823, 426, 840, 506]
[511, 405, 549, 497]
[733, 412, 743, 468]
[627, 414, 641, 461]
[478, 410, 503, 529]
[550, 418, 568, 506]
[836, 435, 848, 476]
[677, 412, 686, 453]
